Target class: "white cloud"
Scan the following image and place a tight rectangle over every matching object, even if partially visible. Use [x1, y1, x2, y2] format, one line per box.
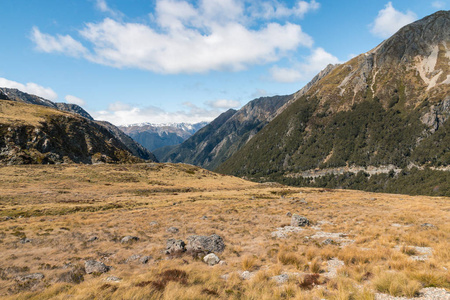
[0, 77, 58, 100]
[31, 27, 88, 57]
[65, 95, 86, 106]
[251, 89, 269, 98]
[270, 47, 339, 83]
[108, 101, 132, 111]
[31, 0, 316, 74]
[95, 0, 123, 19]
[270, 66, 303, 83]
[432, 1, 446, 9]
[91, 101, 225, 125]
[293, 0, 320, 18]
[206, 99, 240, 109]
[370, 2, 417, 39]
[250, 0, 320, 19]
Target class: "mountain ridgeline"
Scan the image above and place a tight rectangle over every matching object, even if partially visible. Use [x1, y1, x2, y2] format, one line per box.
[215, 11, 450, 196]
[119, 122, 208, 153]
[157, 95, 291, 170]
[0, 88, 156, 164]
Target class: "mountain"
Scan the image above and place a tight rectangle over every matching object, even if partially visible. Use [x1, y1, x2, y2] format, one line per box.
[217, 11, 450, 196]
[158, 94, 292, 170]
[0, 89, 156, 164]
[119, 122, 208, 152]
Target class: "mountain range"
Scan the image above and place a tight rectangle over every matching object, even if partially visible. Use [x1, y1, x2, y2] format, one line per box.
[156, 95, 291, 170]
[119, 122, 207, 154]
[216, 10, 450, 195]
[0, 11, 448, 196]
[154, 11, 449, 196]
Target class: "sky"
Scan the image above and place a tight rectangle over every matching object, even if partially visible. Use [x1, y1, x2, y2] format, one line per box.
[0, 0, 448, 125]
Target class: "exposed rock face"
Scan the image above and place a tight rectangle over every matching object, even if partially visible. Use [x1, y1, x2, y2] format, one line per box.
[420, 97, 450, 132]
[186, 234, 225, 253]
[84, 260, 110, 274]
[0, 88, 157, 164]
[120, 236, 139, 244]
[15, 273, 44, 282]
[0, 100, 155, 164]
[165, 239, 186, 255]
[166, 227, 179, 233]
[203, 253, 220, 266]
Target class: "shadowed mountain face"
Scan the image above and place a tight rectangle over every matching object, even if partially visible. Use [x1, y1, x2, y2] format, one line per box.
[119, 122, 208, 152]
[217, 11, 450, 196]
[0, 89, 156, 164]
[157, 94, 292, 170]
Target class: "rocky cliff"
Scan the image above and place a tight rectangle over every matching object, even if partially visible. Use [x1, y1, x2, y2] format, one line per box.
[0, 90, 156, 164]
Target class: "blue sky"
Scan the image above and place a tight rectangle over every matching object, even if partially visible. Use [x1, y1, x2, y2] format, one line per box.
[0, 0, 448, 125]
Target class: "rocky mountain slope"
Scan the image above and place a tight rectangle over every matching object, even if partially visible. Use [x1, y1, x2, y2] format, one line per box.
[119, 122, 207, 152]
[157, 95, 291, 170]
[217, 11, 450, 196]
[0, 90, 156, 164]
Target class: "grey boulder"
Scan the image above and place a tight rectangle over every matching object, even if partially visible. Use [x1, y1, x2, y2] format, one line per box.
[186, 234, 225, 254]
[84, 260, 110, 274]
[291, 214, 309, 227]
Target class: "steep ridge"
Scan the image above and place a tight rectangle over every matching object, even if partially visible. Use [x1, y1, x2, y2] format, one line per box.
[0, 89, 156, 163]
[217, 11, 450, 196]
[94, 121, 157, 161]
[0, 100, 154, 164]
[159, 94, 291, 170]
[119, 122, 208, 152]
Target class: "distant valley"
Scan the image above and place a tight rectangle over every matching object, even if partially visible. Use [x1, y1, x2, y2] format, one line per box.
[119, 122, 207, 156]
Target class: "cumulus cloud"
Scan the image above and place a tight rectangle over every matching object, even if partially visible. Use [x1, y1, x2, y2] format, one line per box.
[270, 47, 339, 83]
[206, 99, 240, 109]
[30, 0, 317, 74]
[65, 95, 86, 106]
[31, 27, 88, 57]
[0, 77, 58, 100]
[91, 101, 225, 125]
[370, 2, 417, 39]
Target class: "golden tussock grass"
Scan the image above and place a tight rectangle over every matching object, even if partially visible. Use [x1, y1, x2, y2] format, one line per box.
[0, 163, 448, 299]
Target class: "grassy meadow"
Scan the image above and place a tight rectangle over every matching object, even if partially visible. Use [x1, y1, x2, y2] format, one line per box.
[0, 163, 448, 299]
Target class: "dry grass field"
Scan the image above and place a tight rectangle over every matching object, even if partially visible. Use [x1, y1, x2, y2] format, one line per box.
[0, 163, 448, 299]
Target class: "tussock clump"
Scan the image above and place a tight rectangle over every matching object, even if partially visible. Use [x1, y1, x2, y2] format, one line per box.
[373, 271, 422, 297]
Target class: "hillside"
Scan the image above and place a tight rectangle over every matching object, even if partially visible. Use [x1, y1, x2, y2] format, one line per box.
[159, 95, 291, 170]
[119, 122, 207, 153]
[0, 100, 154, 164]
[217, 11, 450, 196]
[0, 88, 94, 120]
[0, 163, 448, 299]
[0, 88, 156, 163]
